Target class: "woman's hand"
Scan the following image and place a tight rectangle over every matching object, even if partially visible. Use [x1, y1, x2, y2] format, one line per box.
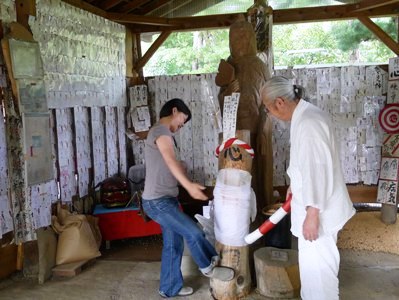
[303, 206, 320, 241]
[188, 182, 208, 201]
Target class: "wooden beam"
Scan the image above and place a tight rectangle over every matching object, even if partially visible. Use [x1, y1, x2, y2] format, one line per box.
[273, 3, 399, 24]
[120, 0, 151, 14]
[135, 31, 171, 70]
[61, 0, 108, 18]
[168, 13, 244, 26]
[16, 0, 36, 31]
[134, 33, 144, 78]
[127, 24, 165, 33]
[353, 0, 399, 12]
[107, 12, 179, 25]
[111, 2, 398, 32]
[156, 0, 192, 17]
[115, 13, 243, 31]
[125, 27, 134, 77]
[99, 0, 125, 11]
[130, 0, 191, 17]
[358, 16, 399, 55]
[139, 0, 170, 15]
[156, 0, 224, 18]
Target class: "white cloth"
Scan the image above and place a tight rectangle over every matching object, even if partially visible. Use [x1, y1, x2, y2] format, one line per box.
[287, 100, 356, 238]
[213, 168, 257, 246]
[298, 232, 339, 300]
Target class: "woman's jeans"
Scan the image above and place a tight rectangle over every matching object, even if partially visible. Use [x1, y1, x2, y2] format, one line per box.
[142, 196, 217, 297]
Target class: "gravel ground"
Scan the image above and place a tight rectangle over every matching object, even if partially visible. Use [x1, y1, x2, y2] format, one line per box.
[338, 211, 399, 255]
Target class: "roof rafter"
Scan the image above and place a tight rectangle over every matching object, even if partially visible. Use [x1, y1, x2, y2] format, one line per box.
[119, 0, 150, 13]
[353, 0, 399, 12]
[62, 0, 108, 18]
[273, 3, 399, 24]
[139, 0, 170, 15]
[99, 0, 125, 11]
[107, 12, 178, 25]
[135, 31, 171, 70]
[358, 16, 399, 55]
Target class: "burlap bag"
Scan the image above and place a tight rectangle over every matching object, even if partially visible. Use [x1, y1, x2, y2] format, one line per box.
[51, 206, 101, 265]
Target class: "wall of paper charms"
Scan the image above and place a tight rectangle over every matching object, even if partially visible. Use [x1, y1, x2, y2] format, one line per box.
[0, 100, 14, 239]
[128, 85, 150, 166]
[274, 65, 387, 187]
[0, 0, 16, 23]
[29, 0, 128, 197]
[29, 0, 126, 109]
[148, 74, 222, 186]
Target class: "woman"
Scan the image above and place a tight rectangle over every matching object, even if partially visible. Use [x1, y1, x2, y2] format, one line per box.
[142, 98, 234, 298]
[260, 77, 355, 300]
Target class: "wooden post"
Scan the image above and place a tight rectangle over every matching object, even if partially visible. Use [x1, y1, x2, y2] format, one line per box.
[16, 0, 36, 32]
[210, 130, 253, 300]
[381, 202, 398, 224]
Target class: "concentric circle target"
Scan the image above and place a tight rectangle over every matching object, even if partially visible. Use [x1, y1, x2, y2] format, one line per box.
[379, 104, 399, 133]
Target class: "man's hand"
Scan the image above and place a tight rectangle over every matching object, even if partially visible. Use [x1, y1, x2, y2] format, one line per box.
[303, 206, 320, 241]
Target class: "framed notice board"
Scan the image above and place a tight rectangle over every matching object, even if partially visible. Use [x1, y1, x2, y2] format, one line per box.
[8, 39, 43, 79]
[23, 113, 53, 185]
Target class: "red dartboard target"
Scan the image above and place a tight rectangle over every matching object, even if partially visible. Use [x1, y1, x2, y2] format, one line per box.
[379, 104, 399, 133]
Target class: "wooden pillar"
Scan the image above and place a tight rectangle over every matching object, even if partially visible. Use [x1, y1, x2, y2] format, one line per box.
[15, 0, 36, 32]
[381, 135, 398, 224]
[381, 203, 397, 224]
[210, 130, 253, 300]
[125, 27, 134, 79]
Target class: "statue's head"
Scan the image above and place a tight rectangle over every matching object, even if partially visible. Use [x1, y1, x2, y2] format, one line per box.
[229, 21, 257, 59]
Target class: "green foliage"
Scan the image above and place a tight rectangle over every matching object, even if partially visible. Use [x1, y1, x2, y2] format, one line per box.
[143, 18, 397, 76]
[331, 18, 397, 52]
[273, 23, 351, 66]
[144, 30, 230, 76]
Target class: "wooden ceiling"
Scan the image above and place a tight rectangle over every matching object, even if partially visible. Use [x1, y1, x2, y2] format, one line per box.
[62, 0, 399, 34]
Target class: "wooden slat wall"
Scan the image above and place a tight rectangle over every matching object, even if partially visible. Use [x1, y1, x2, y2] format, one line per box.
[52, 105, 127, 203]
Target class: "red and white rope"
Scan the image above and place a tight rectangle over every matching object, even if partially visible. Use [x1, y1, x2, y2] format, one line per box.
[215, 137, 255, 157]
[244, 194, 292, 244]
